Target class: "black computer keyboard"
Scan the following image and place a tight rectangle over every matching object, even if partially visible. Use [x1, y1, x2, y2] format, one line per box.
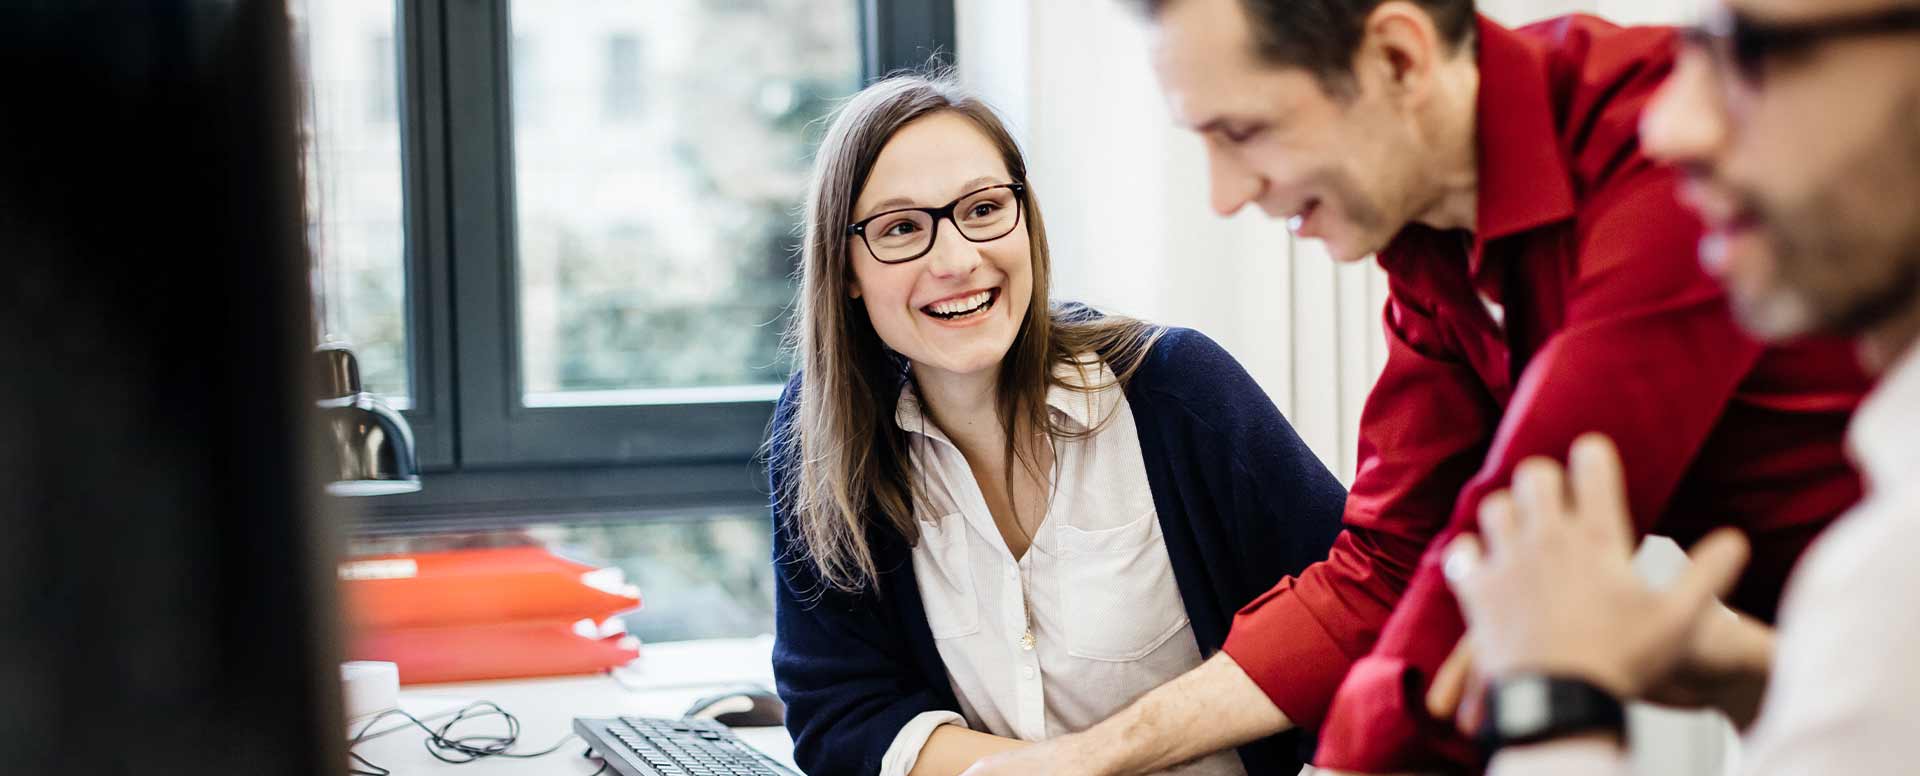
[574, 715, 799, 776]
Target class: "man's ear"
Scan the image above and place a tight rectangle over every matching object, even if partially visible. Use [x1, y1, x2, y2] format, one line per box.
[1360, 0, 1446, 105]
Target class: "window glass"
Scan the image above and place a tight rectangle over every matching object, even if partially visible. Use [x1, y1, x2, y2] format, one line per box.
[508, 0, 861, 407]
[293, 0, 411, 404]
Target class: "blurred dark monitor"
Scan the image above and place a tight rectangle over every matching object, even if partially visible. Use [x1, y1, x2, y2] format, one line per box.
[0, 2, 345, 774]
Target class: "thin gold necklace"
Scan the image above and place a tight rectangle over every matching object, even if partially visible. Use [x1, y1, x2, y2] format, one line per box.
[1019, 567, 1036, 651]
[914, 386, 1048, 651]
[1011, 437, 1053, 652]
[1006, 478, 1039, 652]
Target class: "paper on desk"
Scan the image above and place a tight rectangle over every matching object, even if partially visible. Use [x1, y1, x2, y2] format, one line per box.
[610, 634, 777, 691]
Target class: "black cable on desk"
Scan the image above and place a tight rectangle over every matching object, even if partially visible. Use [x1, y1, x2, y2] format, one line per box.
[346, 700, 608, 775]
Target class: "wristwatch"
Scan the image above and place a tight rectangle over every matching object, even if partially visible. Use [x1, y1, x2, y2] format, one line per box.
[1476, 674, 1627, 755]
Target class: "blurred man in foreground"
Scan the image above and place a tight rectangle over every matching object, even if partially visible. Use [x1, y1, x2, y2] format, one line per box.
[1444, 0, 1920, 772]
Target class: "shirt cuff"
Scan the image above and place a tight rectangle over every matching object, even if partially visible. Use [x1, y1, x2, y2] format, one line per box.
[1219, 577, 1354, 728]
[1488, 738, 1630, 776]
[1313, 655, 1476, 771]
[879, 710, 967, 776]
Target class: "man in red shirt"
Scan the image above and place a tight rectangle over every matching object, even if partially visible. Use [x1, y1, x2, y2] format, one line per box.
[962, 0, 1869, 773]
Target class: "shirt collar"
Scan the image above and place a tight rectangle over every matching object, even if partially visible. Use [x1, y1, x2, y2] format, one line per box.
[1848, 343, 1920, 492]
[1045, 354, 1116, 432]
[894, 355, 1118, 443]
[1471, 14, 1578, 273]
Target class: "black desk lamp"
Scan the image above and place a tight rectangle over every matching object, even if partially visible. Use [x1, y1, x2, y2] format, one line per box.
[316, 343, 420, 496]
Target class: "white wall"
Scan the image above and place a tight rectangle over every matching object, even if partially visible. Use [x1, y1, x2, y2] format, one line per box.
[958, 1, 1735, 774]
[958, 0, 1388, 480]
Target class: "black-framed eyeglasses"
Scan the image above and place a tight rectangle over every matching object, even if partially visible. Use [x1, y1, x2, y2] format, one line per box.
[1682, 5, 1920, 89]
[846, 182, 1026, 264]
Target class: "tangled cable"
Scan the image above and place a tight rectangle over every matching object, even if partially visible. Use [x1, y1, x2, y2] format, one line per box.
[347, 700, 608, 776]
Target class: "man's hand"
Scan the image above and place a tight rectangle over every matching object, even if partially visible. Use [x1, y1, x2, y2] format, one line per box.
[1425, 637, 1485, 734]
[1440, 434, 1753, 700]
[1425, 610, 1774, 734]
[1639, 607, 1773, 727]
[1427, 580, 1775, 730]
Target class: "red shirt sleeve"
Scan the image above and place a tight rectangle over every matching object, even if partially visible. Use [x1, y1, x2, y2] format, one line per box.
[1220, 246, 1503, 728]
[1312, 166, 1766, 772]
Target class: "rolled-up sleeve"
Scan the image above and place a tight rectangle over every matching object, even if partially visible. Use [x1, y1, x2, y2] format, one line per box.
[879, 711, 967, 776]
[1221, 268, 1499, 730]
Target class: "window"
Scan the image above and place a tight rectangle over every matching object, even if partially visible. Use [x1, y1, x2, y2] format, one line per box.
[603, 33, 643, 121]
[512, 3, 856, 408]
[298, 0, 952, 643]
[294, 0, 409, 404]
[370, 34, 397, 123]
[511, 33, 537, 124]
[296, 0, 954, 530]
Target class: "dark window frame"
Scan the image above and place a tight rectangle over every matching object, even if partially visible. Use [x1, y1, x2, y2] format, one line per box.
[360, 0, 955, 534]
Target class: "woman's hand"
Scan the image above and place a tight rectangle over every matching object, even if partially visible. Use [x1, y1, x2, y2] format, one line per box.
[957, 733, 1107, 776]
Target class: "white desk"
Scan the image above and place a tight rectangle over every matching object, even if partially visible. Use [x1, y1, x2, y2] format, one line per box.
[350, 637, 796, 775]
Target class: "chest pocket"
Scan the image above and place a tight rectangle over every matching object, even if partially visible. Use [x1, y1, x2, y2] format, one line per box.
[1055, 511, 1190, 662]
[911, 515, 980, 639]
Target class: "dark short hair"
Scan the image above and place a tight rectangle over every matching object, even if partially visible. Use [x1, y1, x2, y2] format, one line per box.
[1134, 0, 1477, 91]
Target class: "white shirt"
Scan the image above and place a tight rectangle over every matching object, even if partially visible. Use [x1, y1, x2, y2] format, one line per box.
[879, 357, 1246, 776]
[1491, 344, 1920, 776]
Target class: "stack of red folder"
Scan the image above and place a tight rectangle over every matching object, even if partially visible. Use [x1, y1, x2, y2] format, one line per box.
[340, 546, 643, 685]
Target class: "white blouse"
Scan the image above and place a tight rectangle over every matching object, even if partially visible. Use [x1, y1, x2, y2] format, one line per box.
[879, 358, 1246, 776]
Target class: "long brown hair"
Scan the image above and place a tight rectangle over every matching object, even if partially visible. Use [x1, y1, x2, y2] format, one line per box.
[773, 72, 1163, 594]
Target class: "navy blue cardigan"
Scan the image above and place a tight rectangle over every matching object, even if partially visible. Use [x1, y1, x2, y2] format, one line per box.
[768, 326, 1348, 776]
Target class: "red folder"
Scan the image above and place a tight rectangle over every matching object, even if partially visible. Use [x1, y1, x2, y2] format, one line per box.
[339, 547, 644, 684]
[341, 546, 641, 630]
[350, 620, 641, 684]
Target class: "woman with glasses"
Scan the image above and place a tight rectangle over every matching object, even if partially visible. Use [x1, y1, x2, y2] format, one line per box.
[766, 73, 1345, 776]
